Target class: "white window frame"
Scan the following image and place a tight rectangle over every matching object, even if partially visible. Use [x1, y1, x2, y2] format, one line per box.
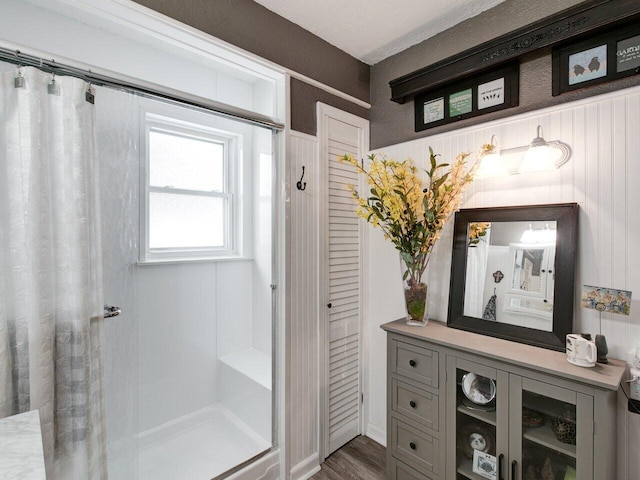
[139, 101, 244, 263]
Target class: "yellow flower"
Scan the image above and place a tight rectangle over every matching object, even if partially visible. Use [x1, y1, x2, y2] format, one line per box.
[341, 148, 481, 285]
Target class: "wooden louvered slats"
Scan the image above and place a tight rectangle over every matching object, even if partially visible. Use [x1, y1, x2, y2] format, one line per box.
[326, 120, 361, 455]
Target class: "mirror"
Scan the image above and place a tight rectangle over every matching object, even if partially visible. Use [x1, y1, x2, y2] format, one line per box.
[463, 221, 556, 331]
[448, 204, 578, 351]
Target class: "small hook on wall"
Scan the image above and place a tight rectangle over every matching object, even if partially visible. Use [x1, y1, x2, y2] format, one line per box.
[296, 166, 306, 191]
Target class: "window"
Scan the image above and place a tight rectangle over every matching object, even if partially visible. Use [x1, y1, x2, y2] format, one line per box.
[140, 104, 243, 262]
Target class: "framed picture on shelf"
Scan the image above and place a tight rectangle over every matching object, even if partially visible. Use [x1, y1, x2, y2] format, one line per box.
[414, 62, 519, 132]
[552, 21, 640, 96]
[472, 450, 497, 480]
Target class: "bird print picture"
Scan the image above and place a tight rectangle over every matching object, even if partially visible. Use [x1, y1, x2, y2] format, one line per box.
[568, 44, 607, 85]
[477, 77, 504, 110]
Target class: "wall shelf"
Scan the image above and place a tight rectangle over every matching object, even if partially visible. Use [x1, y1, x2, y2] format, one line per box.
[389, 0, 640, 104]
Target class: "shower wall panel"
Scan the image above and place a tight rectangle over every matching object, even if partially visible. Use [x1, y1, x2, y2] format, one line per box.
[137, 262, 218, 432]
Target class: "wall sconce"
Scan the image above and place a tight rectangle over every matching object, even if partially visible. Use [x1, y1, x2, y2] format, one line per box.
[520, 223, 556, 243]
[478, 125, 572, 178]
[519, 125, 571, 173]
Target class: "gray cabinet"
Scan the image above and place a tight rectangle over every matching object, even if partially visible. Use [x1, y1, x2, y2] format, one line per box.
[382, 320, 625, 480]
[387, 337, 445, 479]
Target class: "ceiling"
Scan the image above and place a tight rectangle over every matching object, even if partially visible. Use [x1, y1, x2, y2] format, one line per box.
[253, 0, 507, 65]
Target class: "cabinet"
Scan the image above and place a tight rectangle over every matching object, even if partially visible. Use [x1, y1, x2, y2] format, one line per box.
[382, 320, 625, 480]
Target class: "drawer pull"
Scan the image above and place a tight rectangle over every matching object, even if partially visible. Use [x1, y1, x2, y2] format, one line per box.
[409, 442, 416, 450]
[409, 359, 417, 367]
[409, 400, 417, 408]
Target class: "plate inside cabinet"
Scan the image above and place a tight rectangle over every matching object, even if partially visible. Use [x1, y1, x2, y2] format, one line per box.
[461, 372, 496, 405]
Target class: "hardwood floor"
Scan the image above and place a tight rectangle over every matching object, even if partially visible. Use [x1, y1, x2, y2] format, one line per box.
[310, 436, 386, 480]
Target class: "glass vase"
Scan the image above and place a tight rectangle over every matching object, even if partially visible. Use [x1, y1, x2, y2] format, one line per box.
[400, 255, 428, 326]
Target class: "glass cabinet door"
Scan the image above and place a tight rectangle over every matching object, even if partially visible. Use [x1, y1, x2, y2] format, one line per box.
[447, 358, 508, 480]
[509, 376, 593, 480]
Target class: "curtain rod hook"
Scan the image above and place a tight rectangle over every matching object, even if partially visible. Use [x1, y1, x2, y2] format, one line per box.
[14, 51, 25, 88]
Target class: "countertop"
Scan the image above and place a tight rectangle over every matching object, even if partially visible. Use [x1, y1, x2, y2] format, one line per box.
[0, 410, 46, 479]
[382, 319, 626, 391]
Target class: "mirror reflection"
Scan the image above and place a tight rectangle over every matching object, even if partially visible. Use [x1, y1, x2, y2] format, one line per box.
[463, 221, 557, 332]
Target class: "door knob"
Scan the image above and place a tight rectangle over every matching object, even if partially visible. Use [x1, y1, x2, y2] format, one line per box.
[327, 303, 332, 308]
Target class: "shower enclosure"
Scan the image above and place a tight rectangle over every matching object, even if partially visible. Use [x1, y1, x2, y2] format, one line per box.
[97, 85, 276, 479]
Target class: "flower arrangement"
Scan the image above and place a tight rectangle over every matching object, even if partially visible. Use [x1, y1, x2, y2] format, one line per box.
[340, 146, 488, 323]
[469, 222, 491, 246]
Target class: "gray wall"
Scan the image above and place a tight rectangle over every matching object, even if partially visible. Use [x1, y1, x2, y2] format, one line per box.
[133, 0, 370, 134]
[370, 0, 640, 149]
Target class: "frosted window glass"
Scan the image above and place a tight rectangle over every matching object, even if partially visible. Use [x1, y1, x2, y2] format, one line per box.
[149, 130, 224, 192]
[149, 193, 225, 249]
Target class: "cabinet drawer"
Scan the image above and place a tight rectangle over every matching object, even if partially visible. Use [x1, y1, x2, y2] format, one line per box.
[392, 340, 439, 388]
[389, 456, 434, 480]
[392, 378, 439, 431]
[391, 417, 440, 476]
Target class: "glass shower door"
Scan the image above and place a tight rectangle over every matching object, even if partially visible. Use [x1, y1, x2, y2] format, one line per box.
[98, 85, 276, 480]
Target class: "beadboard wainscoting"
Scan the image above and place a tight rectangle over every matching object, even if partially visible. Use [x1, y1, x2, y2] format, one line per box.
[366, 85, 640, 479]
[288, 131, 322, 480]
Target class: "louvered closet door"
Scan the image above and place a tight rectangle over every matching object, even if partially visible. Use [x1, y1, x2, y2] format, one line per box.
[326, 114, 363, 456]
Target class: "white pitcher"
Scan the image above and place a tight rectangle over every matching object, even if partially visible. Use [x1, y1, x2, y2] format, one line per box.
[566, 334, 597, 367]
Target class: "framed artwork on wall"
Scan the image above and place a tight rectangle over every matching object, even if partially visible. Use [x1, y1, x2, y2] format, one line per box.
[414, 62, 519, 132]
[552, 21, 640, 96]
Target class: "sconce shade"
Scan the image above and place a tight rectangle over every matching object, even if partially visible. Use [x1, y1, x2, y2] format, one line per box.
[478, 127, 572, 178]
[520, 224, 556, 243]
[476, 152, 507, 178]
[476, 135, 507, 178]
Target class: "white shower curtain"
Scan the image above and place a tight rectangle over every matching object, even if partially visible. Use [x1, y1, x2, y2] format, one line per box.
[464, 230, 491, 318]
[0, 67, 107, 479]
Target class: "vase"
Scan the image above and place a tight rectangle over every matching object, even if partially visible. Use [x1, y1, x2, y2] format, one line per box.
[400, 255, 428, 326]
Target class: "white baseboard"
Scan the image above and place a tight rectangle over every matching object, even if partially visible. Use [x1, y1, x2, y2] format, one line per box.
[290, 453, 321, 480]
[365, 423, 386, 447]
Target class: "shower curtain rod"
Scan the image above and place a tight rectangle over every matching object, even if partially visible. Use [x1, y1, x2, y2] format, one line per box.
[0, 47, 284, 132]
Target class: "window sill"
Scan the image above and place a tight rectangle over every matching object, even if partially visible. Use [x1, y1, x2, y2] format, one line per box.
[137, 255, 253, 266]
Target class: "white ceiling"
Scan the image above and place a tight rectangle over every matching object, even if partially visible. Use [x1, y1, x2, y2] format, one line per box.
[253, 0, 507, 65]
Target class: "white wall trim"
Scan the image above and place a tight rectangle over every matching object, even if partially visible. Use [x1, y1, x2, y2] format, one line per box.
[289, 454, 321, 480]
[23, 0, 285, 80]
[289, 71, 371, 109]
[22, 0, 370, 110]
[286, 129, 321, 478]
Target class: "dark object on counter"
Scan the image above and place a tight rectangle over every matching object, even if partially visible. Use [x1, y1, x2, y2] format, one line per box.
[595, 334, 609, 363]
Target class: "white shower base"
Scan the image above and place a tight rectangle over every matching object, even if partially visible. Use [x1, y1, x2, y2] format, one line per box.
[137, 404, 270, 480]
